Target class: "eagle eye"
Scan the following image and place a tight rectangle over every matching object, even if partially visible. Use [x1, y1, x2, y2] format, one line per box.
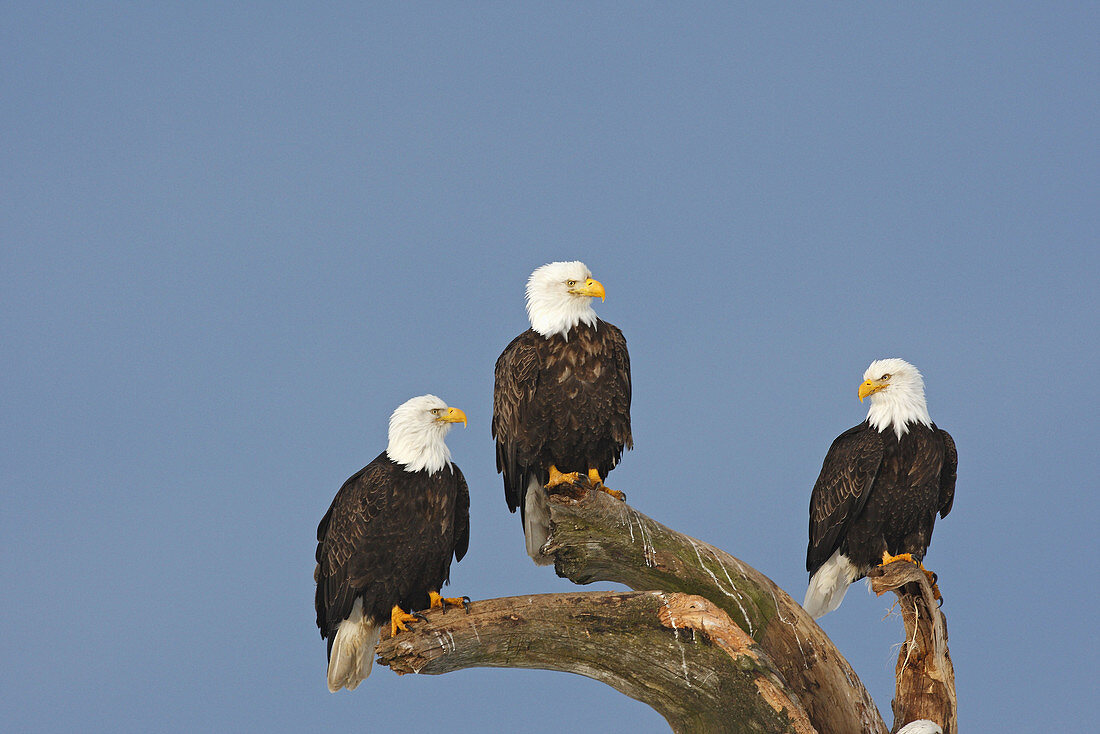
[566, 280, 577, 287]
[881, 373, 892, 380]
[430, 408, 442, 416]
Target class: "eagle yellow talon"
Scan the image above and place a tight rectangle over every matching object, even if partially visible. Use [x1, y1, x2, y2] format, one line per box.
[546, 465, 582, 488]
[429, 591, 472, 614]
[880, 553, 944, 603]
[880, 551, 916, 566]
[599, 486, 626, 500]
[919, 565, 943, 603]
[390, 604, 422, 637]
[587, 468, 626, 501]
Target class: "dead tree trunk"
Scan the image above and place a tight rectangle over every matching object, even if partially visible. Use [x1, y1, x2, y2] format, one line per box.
[375, 488, 955, 734]
[868, 562, 957, 734]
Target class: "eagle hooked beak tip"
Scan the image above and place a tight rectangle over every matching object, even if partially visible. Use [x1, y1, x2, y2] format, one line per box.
[441, 407, 467, 427]
[858, 379, 886, 402]
[584, 278, 606, 302]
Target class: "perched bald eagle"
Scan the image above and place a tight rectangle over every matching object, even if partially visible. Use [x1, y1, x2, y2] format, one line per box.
[314, 395, 470, 691]
[804, 359, 957, 619]
[493, 261, 632, 563]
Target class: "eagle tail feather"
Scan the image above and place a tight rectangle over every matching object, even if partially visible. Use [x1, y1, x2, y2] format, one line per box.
[327, 599, 381, 692]
[523, 476, 554, 565]
[803, 552, 858, 619]
[896, 721, 943, 734]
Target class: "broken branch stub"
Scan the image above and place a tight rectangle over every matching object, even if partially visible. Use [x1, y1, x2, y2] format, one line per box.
[868, 561, 957, 734]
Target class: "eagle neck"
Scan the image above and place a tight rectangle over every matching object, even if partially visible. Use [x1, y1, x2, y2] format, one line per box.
[528, 298, 597, 339]
[386, 426, 452, 475]
[866, 392, 932, 441]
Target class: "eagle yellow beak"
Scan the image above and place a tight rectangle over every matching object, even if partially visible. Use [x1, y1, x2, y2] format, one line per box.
[571, 277, 606, 301]
[858, 379, 888, 402]
[438, 407, 467, 426]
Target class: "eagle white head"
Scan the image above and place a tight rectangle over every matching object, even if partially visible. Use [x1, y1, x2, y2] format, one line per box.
[859, 358, 933, 440]
[385, 394, 467, 474]
[525, 261, 606, 338]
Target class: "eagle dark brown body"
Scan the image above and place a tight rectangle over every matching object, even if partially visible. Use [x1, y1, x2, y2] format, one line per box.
[315, 453, 470, 654]
[807, 421, 957, 579]
[493, 319, 632, 521]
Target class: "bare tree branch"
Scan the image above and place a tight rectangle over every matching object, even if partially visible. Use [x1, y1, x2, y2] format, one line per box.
[542, 490, 887, 734]
[376, 590, 815, 734]
[373, 487, 956, 734]
[868, 562, 957, 734]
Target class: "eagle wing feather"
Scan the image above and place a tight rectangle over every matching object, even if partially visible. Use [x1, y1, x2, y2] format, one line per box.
[452, 468, 470, 563]
[603, 322, 633, 459]
[492, 330, 544, 513]
[806, 424, 884, 574]
[315, 458, 391, 645]
[937, 427, 957, 518]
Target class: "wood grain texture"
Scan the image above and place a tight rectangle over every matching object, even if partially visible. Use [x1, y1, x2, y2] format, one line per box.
[376, 591, 811, 734]
[868, 561, 957, 734]
[543, 489, 887, 734]
[373, 486, 956, 734]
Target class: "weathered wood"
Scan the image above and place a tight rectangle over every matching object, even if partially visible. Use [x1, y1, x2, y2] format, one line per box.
[542, 490, 887, 734]
[375, 590, 815, 734]
[868, 561, 957, 734]
[372, 485, 956, 734]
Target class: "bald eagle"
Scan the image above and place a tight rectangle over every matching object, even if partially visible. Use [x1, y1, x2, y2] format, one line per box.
[804, 359, 957, 619]
[493, 261, 632, 563]
[314, 395, 470, 691]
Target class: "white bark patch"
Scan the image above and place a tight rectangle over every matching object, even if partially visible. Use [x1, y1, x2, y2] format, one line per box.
[688, 539, 753, 635]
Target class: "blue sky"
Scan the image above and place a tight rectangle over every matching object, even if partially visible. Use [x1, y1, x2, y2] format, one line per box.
[3, 3, 1096, 731]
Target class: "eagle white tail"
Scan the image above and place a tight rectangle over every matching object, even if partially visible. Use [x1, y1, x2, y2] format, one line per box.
[523, 476, 554, 565]
[803, 552, 859, 619]
[327, 599, 381, 692]
[896, 721, 943, 734]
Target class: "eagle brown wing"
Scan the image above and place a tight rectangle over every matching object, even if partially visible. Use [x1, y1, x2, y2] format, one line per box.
[452, 468, 470, 563]
[600, 321, 633, 465]
[492, 329, 543, 513]
[315, 456, 391, 648]
[807, 423, 884, 575]
[937, 427, 957, 518]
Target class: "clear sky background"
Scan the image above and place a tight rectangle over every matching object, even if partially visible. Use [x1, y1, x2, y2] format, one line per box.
[3, 3, 1097, 732]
